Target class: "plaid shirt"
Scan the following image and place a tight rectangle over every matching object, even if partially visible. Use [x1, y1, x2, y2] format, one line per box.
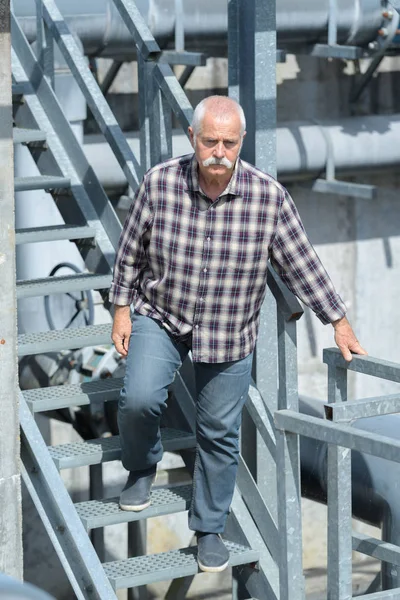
[109, 154, 346, 363]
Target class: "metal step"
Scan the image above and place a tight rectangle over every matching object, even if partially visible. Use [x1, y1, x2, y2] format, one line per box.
[76, 484, 192, 530]
[23, 377, 124, 413]
[103, 541, 259, 589]
[14, 175, 71, 192]
[13, 127, 47, 145]
[17, 273, 112, 299]
[49, 428, 196, 470]
[15, 225, 96, 245]
[18, 323, 112, 357]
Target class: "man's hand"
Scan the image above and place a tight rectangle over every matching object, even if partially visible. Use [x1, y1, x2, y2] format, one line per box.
[332, 316, 367, 362]
[111, 305, 132, 357]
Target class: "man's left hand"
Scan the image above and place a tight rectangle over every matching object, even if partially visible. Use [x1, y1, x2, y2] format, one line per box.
[332, 316, 367, 362]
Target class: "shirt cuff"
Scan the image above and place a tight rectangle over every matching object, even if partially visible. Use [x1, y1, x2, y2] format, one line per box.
[314, 299, 347, 325]
[108, 283, 137, 306]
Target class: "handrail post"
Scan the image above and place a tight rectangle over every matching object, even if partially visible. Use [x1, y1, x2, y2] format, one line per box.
[0, 0, 23, 578]
[276, 313, 305, 599]
[327, 364, 352, 599]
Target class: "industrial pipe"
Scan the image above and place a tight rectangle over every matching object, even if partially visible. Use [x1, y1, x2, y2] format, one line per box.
[13, 0, 389, 59]
[82, 114, 400, 192]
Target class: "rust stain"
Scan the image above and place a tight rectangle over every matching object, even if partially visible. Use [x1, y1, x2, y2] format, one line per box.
[0, 339, 5, 345]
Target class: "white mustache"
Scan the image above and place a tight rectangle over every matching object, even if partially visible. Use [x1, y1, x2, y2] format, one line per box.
[202, 156, 234, 169]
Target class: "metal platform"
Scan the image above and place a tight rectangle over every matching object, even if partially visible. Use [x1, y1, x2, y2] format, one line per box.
[49, 428, 196, 470]
[103, 541, 259, 589]
[17, 272, 112, 299]
[18, 323, 112, 356]
[15, 224, 96, 245]
[23, 377, 124, 412]
[76, 484, 192, 530]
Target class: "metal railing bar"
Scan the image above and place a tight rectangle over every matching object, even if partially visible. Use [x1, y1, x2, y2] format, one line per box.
[275, 409, 400, 463]
[38, 0, 142, 191]
[267, 266, 304, 323]
[356, 588, 400, 599]
[325, 392, 400, 423]
[236, 457, 279, 560]
[153, 63, 193, 133]
[353, 532, 400, 567]
[111, 0, 160, 60]
[323, 348, 400, 383]
[247, 384, 276, 459]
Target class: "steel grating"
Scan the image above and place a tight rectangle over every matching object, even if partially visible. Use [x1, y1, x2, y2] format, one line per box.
[23, 377, 124, 412]
[17, 272, 112, 299]
[49, 428, 196, 470]
[18, 323, 112, 356]
[15, 224, 96, 245]
[103, 541, 259, 589]
[75, 485, 192, 530]
[13, 127, 47, 144]
[14, 175, 71, 192]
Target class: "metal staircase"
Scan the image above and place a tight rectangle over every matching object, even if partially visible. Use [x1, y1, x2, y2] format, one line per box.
[10, 1, 302, 598]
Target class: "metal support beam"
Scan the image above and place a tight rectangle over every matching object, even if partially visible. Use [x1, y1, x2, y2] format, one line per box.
[0, 0, 23, 579]
[326, 366, 352, 599]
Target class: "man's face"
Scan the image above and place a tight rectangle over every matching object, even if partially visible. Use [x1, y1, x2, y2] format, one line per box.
[189, 112, 244, 180]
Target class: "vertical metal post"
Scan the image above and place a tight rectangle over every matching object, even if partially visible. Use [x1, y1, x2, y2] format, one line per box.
[328, 0, 338, 46]
[0, 0, 23, 578]
[276, 315, 304, 600]
[128, 521, 147, 600]
[138, 56, 172, 172]
[327, 365, 352, 599]
[89, 464, 105, 561]
[228, 2, 277, 595]
[35, 0, 54, 88]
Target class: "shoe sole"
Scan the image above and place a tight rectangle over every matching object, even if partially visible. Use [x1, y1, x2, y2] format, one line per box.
[119, 499, 151, 512]
[197, 559, 229, 573]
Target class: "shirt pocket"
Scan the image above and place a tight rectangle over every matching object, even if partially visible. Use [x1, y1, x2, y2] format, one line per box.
[223, 232, 267, 273]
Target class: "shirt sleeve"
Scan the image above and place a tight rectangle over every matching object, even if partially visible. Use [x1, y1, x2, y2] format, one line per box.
[270, 189, 347, 324]
[109, 178, 153, 306]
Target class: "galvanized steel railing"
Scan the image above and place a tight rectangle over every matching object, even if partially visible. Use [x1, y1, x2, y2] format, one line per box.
[276, 349, 400, 599]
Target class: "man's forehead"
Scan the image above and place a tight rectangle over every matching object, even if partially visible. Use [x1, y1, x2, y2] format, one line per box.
[200, 112, 242, 135]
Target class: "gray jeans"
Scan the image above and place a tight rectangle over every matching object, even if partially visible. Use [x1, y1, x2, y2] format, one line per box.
[118, 312, 253, 533]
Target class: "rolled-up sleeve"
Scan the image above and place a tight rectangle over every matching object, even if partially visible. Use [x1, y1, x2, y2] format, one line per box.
[270, 190, 346, 324]
[109, 179, 153, 306]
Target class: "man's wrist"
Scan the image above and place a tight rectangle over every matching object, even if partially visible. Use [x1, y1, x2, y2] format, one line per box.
[332, 315, 348, 329]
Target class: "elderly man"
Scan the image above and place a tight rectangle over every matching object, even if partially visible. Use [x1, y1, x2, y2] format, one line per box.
[109, 95, 366, 572]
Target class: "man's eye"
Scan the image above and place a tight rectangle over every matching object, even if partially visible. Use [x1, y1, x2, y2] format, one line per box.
[225, 141, 236, 148]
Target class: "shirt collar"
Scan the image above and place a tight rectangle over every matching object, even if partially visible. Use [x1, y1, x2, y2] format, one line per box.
[187, 154, 243, 197]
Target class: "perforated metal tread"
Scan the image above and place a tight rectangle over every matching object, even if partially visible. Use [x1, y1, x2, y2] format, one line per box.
[103, 541, 259, 589]
[15, 225, 96, 245]
[76, 484, 192, 530]
[23, 377, 124, 413]
[49, 428, 196, 470]
[18, 323, 112, 357]
[14, 175, 71, 192]
[13, 128, 47, 144]
[17, 273, 112, 299]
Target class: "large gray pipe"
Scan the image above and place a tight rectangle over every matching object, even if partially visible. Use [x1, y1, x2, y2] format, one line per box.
[83, 114, 400, 192]
[13, 0, 387, 59]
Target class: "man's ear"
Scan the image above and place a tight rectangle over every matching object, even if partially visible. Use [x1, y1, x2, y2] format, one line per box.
[188, 126, 195, 149]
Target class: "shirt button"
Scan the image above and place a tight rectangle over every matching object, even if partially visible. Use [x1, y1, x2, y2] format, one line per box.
[207, 237, 211, 242]
[195, 324, 199, 329]
[203, 268, 207, 273]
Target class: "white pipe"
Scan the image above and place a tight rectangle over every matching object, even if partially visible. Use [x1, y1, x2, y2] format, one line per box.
[82, 114, 400, 191]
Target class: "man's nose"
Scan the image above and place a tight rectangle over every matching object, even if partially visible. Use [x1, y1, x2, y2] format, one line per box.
[213, 142, 225, 158]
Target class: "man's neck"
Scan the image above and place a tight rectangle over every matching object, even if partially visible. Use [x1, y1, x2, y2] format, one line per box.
[198, 169, 233, 201]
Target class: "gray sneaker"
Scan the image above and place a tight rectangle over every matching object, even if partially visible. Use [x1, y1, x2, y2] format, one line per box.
[119, 465, 156, 512]
[196, 532, 230, 573]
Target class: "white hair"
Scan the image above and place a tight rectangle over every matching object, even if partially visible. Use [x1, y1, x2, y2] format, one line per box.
[191, 96, 246, 138]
